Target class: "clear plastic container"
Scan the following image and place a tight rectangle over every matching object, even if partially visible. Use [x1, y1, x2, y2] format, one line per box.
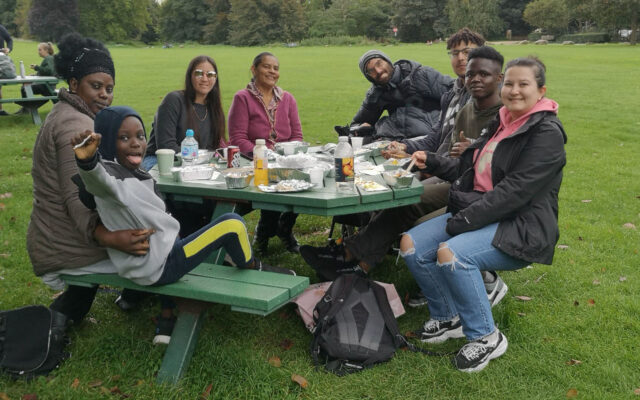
[334, 136, 355, 192]
[180, 129, 198, 166]
[253, 139, 269, 186]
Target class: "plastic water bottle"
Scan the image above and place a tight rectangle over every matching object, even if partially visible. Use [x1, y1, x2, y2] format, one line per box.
[19, 61, 25, 78]
[253, 139, 269, 186]
[180, 129, 198, 166]
[334, 136, 355, 192]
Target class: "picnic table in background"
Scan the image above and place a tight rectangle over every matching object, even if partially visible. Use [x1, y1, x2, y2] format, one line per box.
[0, 75, 58, 125]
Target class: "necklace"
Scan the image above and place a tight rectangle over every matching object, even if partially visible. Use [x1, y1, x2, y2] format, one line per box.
[193, 105, 208, 122]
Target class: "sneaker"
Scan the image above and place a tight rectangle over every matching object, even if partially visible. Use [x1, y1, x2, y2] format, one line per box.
[114, 289, 148, 311]
[485, 272, 508, 307]
[416, 316, 465, 344]
[0, 110, 8, 116]
[254, 260, 296, 276]
[407, 293, 428, 308]
[153, 315, 176, 345]
[299, 243, 358, 281]
[277, 232, 300, 254]
[453, 329, 508, 372]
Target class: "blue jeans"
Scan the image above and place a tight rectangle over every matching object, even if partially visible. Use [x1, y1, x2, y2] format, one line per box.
[402, 213, 528, 340]
[141, 155, 157, 171]
[154, 213, 253, 285]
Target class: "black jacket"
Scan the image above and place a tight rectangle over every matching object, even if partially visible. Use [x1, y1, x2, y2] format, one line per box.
[423, 110, 567, 265]
[352, 60, 453, 141]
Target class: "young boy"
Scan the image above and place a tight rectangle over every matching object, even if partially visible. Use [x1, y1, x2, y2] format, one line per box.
[72, 106, 291, 343]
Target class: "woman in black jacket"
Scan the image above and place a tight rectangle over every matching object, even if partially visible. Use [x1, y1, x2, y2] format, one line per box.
[400, 57, 567, 372]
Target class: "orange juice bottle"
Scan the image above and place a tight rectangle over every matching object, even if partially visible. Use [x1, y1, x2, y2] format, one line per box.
[253, 139, 269, 186]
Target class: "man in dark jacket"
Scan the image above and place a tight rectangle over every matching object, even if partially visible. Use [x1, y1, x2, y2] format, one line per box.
[350, 49, 454, 141]
[0, 23, 13, 116]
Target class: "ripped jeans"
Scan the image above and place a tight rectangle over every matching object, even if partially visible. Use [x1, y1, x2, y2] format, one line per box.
[401, 213, 528, 340]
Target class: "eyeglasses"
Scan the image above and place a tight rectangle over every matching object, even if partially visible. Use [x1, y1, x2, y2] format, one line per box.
[194, 69, 217, 79]
[448, 47, 472, 57]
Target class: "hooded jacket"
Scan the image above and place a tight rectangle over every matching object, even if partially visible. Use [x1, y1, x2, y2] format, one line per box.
[422, 99, 567, 265]
[352, 59, 454, 141]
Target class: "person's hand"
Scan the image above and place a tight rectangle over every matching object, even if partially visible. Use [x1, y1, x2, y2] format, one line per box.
[30, 64, 36, 69]
[71, 131, 101, 160]
[1, 47, 9, 54]
[94, 225, 155, 256]
[381, 141, 409, 159]
[359, 122, 371, 128]
[411, 151, 427, 169]
[450, 131, 471, 158]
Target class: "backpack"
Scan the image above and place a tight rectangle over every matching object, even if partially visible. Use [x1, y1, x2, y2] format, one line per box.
[0, 53, 16, 79]
[0, 305, 69, 379]
[309, 274, 407, 375]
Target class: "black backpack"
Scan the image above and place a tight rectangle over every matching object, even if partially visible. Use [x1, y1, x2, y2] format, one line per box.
[310, 274, 408, 375]
[0, 305, 69, 379]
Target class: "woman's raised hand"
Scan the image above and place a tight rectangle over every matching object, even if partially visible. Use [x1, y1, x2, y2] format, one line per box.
[71, 130, 101, 160]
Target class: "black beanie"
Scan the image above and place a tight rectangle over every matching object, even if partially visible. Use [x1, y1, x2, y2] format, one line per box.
[70, 47, 115, 82]
[358, 50, 393, 83]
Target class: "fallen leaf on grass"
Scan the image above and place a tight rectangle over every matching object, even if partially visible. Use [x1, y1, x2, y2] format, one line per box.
[620, 276, 627, 282]
[517, 312, 526, 317]
[566, 359, 582, 365]
[0, 253, 9, 258]
[0, 393, 10, 400]
[22, 395, 38, 400]
[0, 203, 5, 211]
[200, 383, 213, 400]
[88, 380, 102, 388]
[291, 374, 308, 389]
[268, 356, 282, 367]
[633, 388, 640, 395]
[279, 339, 293, 350]
[88, 317, 98, 324]
[587, 299, 595, 306]
[623, 223, 636, 230]
[592, 279, 600, 285]
[581, 199, 592, 203]
[567, 388, 578, 398]
[557, 244, 569, 250]
[71, 378, 80, 388]
[0, 193, 12, 199]
[515, 295, 532, 301]
[404, 331, 417, 338]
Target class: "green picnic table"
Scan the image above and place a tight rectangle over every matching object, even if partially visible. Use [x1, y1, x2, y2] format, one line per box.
[0, 75, 58, 125]
[62, 154, 424, 384]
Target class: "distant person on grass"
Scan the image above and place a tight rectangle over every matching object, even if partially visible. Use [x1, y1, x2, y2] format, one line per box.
[16, 42, 58, 114]
[0, 23, 14, 116]
[400, 57, 567, 372]
[71, 106, 292, 344]
[345, 48, 454, 142]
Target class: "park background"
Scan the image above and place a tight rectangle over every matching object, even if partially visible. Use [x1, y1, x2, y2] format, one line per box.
[0, 0, 639, 399]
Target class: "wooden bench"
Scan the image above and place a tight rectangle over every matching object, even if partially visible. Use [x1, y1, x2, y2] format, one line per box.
[61, 263, 309, 384]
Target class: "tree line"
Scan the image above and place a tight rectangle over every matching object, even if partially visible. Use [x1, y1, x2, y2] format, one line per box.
[1, 0, 637, 45]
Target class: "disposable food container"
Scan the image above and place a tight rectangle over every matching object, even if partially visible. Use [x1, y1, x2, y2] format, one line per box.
[171, 166, 215, 182]
[382, 169, 414, 188]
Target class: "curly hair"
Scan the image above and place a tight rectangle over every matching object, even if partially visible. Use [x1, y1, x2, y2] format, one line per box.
[54, 33, 113, 83]
[447, 28, 485, 50]
[468, 46, 504, 69]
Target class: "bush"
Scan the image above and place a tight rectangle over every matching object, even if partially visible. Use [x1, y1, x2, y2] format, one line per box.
[298, 35, 378, 46]
[559, 32, 610, 43]
[527, 32, 543, 41]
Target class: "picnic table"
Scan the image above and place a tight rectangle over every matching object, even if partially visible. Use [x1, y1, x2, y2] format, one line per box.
[62, 152, 424, 384]
[0, 75, 58, 125]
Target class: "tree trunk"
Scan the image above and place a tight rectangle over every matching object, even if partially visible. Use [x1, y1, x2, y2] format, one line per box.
[630, 6, 638, 45]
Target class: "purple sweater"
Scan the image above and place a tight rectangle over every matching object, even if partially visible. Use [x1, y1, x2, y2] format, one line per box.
[228, 88, 303, 154]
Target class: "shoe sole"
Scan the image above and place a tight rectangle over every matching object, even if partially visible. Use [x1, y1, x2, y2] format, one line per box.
[153, 334, 171, 345]
[408, 299, 428, 308]
[458, 333, 508, 373]
[489, 282, 508, 308]
[421, 325, 465, 344]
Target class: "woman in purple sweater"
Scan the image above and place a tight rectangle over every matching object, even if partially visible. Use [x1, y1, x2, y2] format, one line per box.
[228, 52, 304, 254]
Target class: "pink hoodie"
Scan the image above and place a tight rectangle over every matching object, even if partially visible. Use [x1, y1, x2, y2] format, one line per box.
[473, 98, 559, 192]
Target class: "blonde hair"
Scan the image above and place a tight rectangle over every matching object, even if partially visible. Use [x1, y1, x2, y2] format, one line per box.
[39, 42, 55, 56]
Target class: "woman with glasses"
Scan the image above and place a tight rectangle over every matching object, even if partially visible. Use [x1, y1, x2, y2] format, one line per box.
[143, 55, 227, 171]
[142, 55, 227, 238]
[228, 52, 304, 254]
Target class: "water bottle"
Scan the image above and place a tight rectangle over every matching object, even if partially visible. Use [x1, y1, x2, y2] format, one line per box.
[253, 139, 269, 186]
[334, 136, 355, 192]
[180, 129, 198, 166]
[19, 61, 25, 78]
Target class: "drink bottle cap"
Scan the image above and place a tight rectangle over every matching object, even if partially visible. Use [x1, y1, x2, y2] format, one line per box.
[256, 139, 265, 145]
[186, 129, 194, 137]
[338, 136, 348, 142]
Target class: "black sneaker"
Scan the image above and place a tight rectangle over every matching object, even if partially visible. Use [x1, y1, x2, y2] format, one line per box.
[416, 316, 465, 344]
[153, 315, 176, 345]
[407, 292, 428, 308]
[299, 243, 358, 281]
[254, 260, 296, 276]
[453, 329, 508, 372]
[277, 233, 300, 254]
[0, 110, 9, 116]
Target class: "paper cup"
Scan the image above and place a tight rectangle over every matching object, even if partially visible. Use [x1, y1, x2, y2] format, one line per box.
[309, 168, 324, 187]
[156, 149, 175, 176]
[350, 136, 364, 151]
[282, 142, 296, 155]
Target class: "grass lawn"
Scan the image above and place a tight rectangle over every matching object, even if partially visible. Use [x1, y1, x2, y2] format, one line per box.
[1, 41, 639, 399]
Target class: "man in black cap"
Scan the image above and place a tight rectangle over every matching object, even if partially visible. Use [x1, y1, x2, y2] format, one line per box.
[347, 49, 454, 141]
[0, 23, 14, 116]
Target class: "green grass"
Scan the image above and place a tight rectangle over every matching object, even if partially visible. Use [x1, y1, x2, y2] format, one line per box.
[1, 41, 640, 399]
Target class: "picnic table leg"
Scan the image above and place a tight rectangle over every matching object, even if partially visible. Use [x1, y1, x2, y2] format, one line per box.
[22, 84, 42, 125]
[156, 299, 207, 384]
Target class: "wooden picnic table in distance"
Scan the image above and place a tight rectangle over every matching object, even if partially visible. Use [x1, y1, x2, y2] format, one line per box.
[0, 75, 58, 125]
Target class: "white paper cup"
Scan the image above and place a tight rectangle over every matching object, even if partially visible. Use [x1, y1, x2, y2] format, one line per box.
[350, 136, 364, 151]
[282, 142, 296, 155]
[215, 147, 227, 162]
[309, 168, 324, 187]
[156, 149, 175, 175]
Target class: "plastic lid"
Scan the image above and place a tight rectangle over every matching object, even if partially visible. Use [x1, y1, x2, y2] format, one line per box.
[186, 129, 194, 137]
[256, 139, 266, 145]
[338, 136, 348, 142]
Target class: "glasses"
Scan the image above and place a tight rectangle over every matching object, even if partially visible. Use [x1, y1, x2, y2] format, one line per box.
[448, 47, 472, 57]
[194, 69, 217, 79]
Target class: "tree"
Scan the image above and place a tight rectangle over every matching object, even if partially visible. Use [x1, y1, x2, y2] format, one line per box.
[589, 0, 639, 44]
[228, 0, 306, 46]
[0, 0, 19, 35]
[77, 0, 150, 42]
[523, 0, 570, 35]
[28, 0, 78, 42]
[305, 0, 392, 39]
[203, 0, 231, 44]
[498, 0, 531, 37]
[445, 0, 505, 38]
[392, 0, 447, 42]
[159, 0, 209, 43]
[14, 0, 32, 38]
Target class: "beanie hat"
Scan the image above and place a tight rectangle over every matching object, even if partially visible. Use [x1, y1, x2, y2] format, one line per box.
[358, 50, 393, 83]
[69, 47, 115, 83]
[95, 106, 145, 161]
